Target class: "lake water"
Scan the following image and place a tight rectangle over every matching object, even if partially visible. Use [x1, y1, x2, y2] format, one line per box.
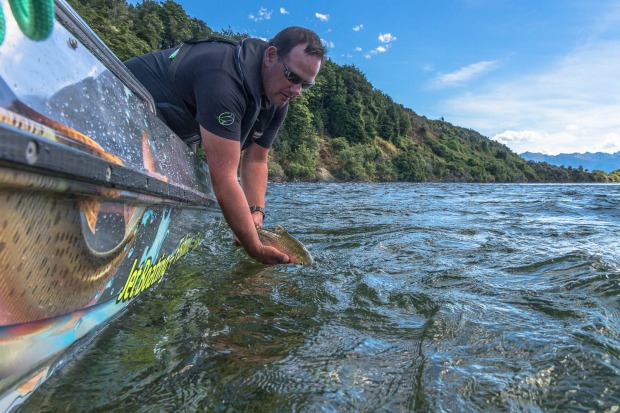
[22, 183, 620, 412]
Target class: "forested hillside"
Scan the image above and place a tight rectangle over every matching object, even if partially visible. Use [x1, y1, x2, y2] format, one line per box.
[67, 0, 620, 183]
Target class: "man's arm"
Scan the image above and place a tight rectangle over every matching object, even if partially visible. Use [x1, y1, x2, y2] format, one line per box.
[200, 126, 289, 264]
[240, 142, 269, 228]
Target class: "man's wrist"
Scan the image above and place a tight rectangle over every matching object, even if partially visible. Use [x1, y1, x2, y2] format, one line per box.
[249, 205, 266, 219]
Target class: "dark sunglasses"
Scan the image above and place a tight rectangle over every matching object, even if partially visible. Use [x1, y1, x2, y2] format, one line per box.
[281, 60, 315, 90]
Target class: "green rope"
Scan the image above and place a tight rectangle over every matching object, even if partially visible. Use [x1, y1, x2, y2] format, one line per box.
[0, 0, 54, 44]
[0, 7, 5, 44]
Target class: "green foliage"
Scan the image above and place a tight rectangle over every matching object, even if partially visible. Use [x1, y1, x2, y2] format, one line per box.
[133, 1, 164, 49]
[608, 170, 620, 182]
[272, 95, 320, 180]
[72, 0, 612, 183]
[285, 144, 318, 180]
[67, 0, 153, 60]
[392, 148, 429, 181]
[67, 0, 218, 59]
[335, 144, 376, 181]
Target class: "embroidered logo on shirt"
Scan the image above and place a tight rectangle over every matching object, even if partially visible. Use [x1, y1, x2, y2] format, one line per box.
[217, 112, 235, 126]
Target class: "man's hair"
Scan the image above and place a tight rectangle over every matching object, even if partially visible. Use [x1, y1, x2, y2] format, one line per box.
[268, 26, 326, 62]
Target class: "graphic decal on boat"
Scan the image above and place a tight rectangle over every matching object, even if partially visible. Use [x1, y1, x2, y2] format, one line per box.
[116, 231, 203, 303]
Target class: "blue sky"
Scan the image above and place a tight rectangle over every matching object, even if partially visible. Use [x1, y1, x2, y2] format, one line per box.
[140, 0, 620, 155]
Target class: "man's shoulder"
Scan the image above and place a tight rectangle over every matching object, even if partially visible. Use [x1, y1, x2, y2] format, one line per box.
[177, 42, 241, 86]
[184, 40, 236, 62]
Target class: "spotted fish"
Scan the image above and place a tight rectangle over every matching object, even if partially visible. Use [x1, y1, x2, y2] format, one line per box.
[257, 225, 313, 265]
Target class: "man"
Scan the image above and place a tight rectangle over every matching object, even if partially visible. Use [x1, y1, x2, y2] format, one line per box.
[125, 27, 325, 264]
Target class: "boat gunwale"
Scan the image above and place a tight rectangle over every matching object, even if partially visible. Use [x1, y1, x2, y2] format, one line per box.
[0, 123, 217, 208]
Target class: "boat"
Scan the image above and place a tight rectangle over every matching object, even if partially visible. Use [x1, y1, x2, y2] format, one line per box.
[0, 0, 219, 409]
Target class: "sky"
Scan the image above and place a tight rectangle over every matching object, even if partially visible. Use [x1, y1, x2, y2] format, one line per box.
[140, 0, 620, 155]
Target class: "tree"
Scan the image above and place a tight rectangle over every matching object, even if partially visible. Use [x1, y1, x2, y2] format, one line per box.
[274, 94, 320, 180]
[133, 1, 165, 50]
[158, 0, 193, 48]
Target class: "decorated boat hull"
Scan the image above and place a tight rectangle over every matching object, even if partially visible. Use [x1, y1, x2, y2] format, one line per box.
[0, 0, 218, 409]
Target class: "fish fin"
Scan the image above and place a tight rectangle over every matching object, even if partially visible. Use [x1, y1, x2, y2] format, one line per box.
[124, 205, 136, 229]
[142, 131, 170, 182]
[123, 205, 146, 237]
[142, 131, 156, 172]
[17, 367, 48, 393]
[78, 197, 101, 234]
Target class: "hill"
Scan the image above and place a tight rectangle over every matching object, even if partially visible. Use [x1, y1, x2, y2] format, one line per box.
[67, 0, 620, 183]
[520, 152, 620, 173]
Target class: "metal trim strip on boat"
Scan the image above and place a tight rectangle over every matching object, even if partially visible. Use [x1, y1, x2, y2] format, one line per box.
[0, 123, 216, 207]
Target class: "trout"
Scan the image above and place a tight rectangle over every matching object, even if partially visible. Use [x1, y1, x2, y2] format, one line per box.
[257, 225, 313, 265]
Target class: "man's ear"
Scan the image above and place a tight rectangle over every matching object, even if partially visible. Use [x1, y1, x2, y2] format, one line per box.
[265, 45, 278, 64]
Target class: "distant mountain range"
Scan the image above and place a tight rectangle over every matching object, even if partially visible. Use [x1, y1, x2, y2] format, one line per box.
[520, 151, 620, 173]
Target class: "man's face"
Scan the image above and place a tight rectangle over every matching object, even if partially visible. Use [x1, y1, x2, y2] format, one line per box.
[262, 43, 322, 106]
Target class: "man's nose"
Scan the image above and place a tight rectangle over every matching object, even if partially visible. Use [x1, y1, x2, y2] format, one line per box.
[290, 83, 303, 96]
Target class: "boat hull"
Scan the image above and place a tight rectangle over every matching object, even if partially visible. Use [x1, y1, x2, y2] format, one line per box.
[0, 0, 218, 409]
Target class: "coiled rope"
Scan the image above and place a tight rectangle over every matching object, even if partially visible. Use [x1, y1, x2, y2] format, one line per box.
[0, 0, 54, 44]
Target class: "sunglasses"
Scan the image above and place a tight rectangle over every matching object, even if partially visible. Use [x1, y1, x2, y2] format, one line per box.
[281, 60, 315, 90]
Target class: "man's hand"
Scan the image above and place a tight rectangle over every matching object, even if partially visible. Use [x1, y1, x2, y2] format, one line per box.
[232, 239, 290, 264]
[246, 243, 290, 265]
[232, 227, 290, 265]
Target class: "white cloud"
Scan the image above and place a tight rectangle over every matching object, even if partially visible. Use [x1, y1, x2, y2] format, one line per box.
[354, 47, 362, 52]
[315, 12, 329, 22]
[378, 33, 396, 43]
[442, 40, 620, 154]
[249, 7, 272, 22]
[365, 46, 389, 59]
[364, 33, 397, 59]
[280, 8, 289, 15]
[322, 39, 335, 49]
[492, 129, 620, 155]
[353, 24, 364, 32]
[431, 60, 498, 88]
[492, 130, 578, 154]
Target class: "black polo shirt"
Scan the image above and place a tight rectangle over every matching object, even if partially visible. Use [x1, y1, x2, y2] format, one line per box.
[125, 39, 288, 148]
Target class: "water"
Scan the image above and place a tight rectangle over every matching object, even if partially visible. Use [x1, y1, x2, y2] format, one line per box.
[22, 183, 620, 412]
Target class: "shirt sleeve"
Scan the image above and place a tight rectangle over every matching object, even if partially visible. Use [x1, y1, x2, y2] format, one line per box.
[192, 68, 246, 141]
